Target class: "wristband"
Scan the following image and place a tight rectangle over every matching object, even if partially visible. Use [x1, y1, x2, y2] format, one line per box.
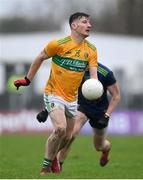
[25, 76, 31, 84]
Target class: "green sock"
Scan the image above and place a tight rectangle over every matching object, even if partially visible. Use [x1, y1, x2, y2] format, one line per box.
[42, 158, 52, 168]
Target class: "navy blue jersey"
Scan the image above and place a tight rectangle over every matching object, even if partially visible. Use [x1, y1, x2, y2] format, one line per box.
[78, 63, 116, 118]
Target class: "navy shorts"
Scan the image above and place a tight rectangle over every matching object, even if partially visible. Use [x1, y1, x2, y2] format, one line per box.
[78, 105, 108, 129]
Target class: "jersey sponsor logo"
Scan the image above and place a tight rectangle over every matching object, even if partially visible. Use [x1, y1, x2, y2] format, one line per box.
[52, 55, 88, 72]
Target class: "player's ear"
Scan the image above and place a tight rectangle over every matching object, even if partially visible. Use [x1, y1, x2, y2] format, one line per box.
[71, 22, 77, 29]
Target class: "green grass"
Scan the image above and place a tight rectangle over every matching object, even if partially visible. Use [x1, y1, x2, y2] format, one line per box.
[0, 134, 143, 179]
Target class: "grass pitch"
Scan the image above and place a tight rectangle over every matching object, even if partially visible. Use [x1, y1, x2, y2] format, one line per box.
[0, 134, 143, 179]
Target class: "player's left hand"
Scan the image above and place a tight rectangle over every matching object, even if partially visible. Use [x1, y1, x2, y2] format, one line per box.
[98, 113, 110, 129]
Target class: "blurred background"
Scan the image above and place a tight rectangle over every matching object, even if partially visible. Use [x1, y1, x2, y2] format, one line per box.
[0, 0, 143, 135]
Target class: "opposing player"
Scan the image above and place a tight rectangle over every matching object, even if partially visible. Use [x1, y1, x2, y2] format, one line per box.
[14, 12, 98, 175]
[37, 62, 120, 171]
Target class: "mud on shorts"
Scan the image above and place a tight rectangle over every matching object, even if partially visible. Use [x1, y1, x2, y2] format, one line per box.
[44, 94, 78, 118]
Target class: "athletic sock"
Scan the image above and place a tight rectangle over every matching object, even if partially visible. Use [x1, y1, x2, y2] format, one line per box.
[42, 158, 52, 168]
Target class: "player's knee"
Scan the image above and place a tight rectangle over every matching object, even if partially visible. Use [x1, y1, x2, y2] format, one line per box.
[55, 126, 66, 138]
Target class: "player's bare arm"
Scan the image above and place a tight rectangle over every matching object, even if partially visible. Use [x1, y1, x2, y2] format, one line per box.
[27, 50, 48, 81]
[14, 50, 49, 90]
[106, 83, 120, 116]
[89, 66, 98, 79]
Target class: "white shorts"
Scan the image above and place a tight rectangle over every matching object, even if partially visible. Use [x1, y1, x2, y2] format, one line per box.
[44, 94, 78, 118]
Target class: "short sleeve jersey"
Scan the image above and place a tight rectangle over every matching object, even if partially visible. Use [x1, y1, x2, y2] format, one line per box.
[44, 36, 98, 102]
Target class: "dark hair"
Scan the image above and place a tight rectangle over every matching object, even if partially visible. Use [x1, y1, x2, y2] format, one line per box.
[69, 12, 90, 26]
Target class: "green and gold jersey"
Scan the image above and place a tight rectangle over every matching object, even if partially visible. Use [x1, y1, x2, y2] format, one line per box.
[44, 35, 98, 102]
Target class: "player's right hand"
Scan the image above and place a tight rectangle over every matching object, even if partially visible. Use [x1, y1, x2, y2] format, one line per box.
[14, 76, 31, 90]
[97, 113, 110, 129]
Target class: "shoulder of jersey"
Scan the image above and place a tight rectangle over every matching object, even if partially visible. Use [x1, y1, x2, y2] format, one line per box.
[57, 36, 72, 45]
[98, 63, 110, 77]
[85, 40, 97, 51]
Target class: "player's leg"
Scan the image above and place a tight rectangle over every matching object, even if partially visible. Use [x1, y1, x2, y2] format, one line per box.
[51, 111, 76, 174]
[58, 116, 75, 151]
[46, 107, 67, 158]
[50, 102, 78, 174]
[58, 110, 88, 169]
[51, 115, 75, 173]
[40, 94, 67, 175]
[41, 107, 67, 175]
[92, 128, 111, 166]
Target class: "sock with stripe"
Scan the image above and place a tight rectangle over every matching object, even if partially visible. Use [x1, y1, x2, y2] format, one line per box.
[42, 158, 52, 168]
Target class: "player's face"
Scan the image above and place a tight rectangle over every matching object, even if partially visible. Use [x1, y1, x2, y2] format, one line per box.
[73, 16, 92, 38]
